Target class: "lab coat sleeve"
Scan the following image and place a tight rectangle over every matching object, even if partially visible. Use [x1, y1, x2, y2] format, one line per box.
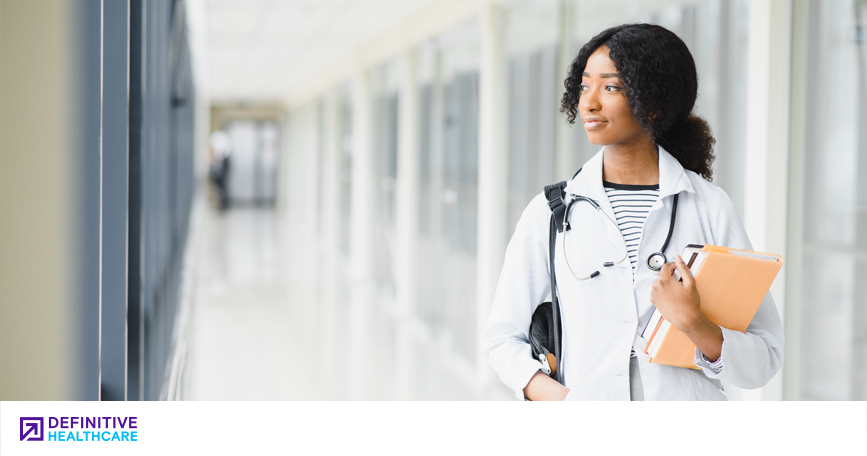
[482, 194, 553, 400]
[694, 186, 785, 389]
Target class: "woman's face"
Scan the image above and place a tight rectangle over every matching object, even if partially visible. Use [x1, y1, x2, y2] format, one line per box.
[579, 46, 647, 147]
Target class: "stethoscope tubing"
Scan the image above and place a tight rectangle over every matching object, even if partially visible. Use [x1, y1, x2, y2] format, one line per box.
[560, 192, 679, 280]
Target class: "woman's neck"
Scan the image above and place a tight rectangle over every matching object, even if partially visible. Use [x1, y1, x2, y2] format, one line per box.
[601, 141, 659, 186]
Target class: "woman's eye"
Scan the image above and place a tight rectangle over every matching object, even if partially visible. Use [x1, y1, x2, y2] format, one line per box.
[579, 84, 590, 92]
[605, 85, 622, 92]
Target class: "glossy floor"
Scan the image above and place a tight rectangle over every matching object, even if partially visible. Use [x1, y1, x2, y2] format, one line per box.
[182, 204, 511, 400]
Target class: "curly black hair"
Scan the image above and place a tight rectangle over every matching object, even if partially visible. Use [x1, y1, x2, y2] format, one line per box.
[561, 24, 715, 181]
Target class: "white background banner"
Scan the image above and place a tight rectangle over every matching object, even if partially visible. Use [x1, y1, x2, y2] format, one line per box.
[2, 401, 865, 454]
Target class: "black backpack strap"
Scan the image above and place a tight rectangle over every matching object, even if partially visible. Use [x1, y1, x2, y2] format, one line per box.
[547, 211, 563, 384]
[544, 167, 582, 234]
[541, 168, 582, 384]
[544, 181, 568, 234]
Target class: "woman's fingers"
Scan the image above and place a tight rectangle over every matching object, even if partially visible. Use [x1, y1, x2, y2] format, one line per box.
[674, 255, 695, 287]
[658, 261, 674, 279]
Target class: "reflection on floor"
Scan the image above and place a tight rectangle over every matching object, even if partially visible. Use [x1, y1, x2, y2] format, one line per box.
[183, 204, 512, 400]
[183, 206, 301, 400]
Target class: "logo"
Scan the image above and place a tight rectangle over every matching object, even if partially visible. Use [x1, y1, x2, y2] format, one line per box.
[20, 417, 44, 441]
[18, 416, 138, 442]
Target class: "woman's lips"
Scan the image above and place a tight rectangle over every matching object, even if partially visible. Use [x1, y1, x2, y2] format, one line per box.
[583, 117, 608, 130]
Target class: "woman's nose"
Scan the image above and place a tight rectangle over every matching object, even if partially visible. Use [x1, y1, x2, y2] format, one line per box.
[581, 87, 601, 113]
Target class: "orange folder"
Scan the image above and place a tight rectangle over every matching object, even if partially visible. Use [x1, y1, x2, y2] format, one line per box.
[644, 245, 784, 368]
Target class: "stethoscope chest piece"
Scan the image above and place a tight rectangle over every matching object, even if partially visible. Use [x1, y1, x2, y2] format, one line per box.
[646, 252, 667, 273]
[646, 193, 680, 274]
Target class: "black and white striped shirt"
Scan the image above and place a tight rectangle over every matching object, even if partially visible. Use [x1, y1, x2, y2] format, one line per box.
[605, 181, 659, 358]
[603, 181, 660, 275]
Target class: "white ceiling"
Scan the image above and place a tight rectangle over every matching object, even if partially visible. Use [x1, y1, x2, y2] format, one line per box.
[205, 0, 437, 103]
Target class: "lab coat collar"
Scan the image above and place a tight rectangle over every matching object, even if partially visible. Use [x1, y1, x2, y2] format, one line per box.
[562, 145, 695, 252]
[563, 145, 695, 201]
[657, 145, 696, 198]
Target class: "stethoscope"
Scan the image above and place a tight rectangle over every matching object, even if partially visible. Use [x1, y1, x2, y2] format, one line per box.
[560, 192, 679, 280]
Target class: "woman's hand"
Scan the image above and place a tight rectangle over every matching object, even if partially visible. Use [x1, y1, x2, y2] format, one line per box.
[650, 255, 702, 330]
[523, 370, 570, 401]
[650, 255, 723, 362]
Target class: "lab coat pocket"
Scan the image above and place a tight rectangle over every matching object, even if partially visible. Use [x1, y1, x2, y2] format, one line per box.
[688, 368, 727, 401]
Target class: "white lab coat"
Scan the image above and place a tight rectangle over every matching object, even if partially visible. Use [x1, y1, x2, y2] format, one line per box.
[483, 146, 785, 400]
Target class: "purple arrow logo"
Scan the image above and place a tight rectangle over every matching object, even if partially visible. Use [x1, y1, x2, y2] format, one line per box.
[20, 417, 44, 441]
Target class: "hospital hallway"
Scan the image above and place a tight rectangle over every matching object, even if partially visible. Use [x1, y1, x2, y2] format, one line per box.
[4, 0, 867, 404]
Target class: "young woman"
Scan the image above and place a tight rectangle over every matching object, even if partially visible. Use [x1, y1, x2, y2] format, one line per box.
[482, 24, 784, 401]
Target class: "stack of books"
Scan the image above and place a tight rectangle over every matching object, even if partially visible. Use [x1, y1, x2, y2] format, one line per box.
[641, 244, 784, 368]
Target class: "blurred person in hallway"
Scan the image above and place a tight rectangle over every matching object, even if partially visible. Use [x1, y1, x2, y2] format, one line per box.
[209, 129, 232, 210]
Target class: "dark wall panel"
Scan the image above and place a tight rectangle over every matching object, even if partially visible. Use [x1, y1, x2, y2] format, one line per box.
[128, 0, 145, 402]
[101, 0, 131, 402]
[68, 0, 198, 401]
[76, 0, 103, 402]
